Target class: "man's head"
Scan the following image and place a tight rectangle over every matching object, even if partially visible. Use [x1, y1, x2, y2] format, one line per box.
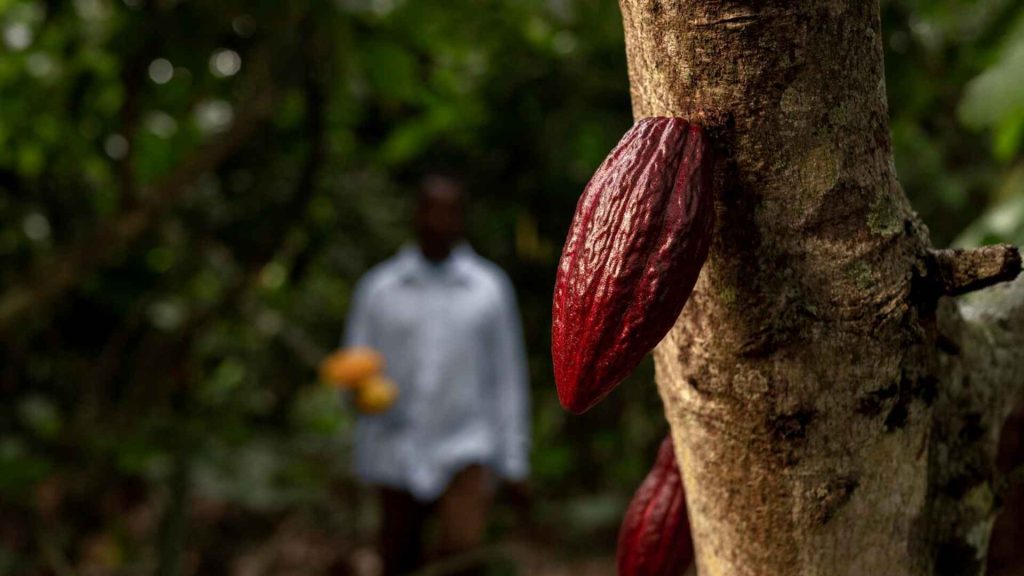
[414, 174, 466, 262]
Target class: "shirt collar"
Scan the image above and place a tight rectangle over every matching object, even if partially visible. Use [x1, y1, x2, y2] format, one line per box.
[397, 242, 475, 285]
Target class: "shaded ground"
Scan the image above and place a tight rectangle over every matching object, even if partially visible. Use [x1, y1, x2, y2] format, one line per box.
[228, 517, 616, 576]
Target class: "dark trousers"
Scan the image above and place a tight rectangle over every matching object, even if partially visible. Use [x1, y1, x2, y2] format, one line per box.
[380, 465, 492, 576]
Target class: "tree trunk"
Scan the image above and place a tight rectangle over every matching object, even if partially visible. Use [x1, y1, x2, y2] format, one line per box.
[616, 1, 1024, 574]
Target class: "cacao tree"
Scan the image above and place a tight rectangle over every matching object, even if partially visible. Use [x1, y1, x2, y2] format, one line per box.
[558, 1, 1024, 574]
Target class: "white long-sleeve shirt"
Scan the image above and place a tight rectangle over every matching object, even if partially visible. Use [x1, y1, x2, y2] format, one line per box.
[344, 243, 530, 501]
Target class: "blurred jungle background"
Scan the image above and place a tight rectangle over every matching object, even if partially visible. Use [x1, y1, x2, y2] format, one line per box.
[1, 0, 1024, 574]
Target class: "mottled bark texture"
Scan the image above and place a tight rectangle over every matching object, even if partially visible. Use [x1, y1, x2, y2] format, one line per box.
[617, 1, 1024, 574]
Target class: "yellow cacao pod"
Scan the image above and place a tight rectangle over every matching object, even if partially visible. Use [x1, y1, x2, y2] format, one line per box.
[355, 375, 398, 414]
[320, 347, 383, 388]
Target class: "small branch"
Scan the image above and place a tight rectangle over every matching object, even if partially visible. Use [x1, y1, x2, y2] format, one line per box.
[928, 245, 1022, 297]
[115, 36, 155, 204]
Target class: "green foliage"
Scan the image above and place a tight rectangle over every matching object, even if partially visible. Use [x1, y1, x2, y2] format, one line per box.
[0, 0, 1022, 572]
[884, 0, 1024, 244]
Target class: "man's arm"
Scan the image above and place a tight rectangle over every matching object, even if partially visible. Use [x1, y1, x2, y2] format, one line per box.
[492, 276, 531, 481]
[343, 277, 375, 348]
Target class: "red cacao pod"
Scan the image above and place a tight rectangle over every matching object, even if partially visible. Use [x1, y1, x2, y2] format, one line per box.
[552, 117, 713, 413]
[618, 435, 693, 576]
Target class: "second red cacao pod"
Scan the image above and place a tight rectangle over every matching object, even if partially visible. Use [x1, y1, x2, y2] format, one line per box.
[552, 117, 713, 413]
[617, 435, 693, 576]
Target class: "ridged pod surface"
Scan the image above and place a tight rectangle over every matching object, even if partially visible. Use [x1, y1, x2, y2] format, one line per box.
[552, 117, 713, 413]
[617, 435, 693, 576]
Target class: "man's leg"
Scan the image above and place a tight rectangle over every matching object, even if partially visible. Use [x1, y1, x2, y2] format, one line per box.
[435, 465, 493, 576]
[379, 486, 429, 576]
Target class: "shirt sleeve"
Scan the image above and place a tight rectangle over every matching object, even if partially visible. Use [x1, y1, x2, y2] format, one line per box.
[491, 275, 531, 481]
[343, 276, 375, 348]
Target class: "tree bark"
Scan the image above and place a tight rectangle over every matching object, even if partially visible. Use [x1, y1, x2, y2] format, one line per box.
[616, 1, 1023, 574]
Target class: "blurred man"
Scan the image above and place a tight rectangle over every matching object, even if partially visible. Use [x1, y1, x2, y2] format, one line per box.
[343, 175, 530, 576]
